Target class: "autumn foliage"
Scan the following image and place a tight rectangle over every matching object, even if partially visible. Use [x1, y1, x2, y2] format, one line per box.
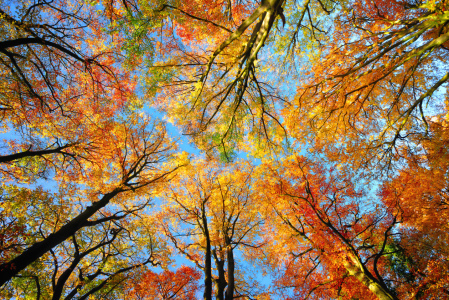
[126, 266, 202, 300]
[1, 0, 449, 299]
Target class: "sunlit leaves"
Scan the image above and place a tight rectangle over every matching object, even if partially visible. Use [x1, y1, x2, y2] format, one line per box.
[2, 0, 449, 299]
[126, 266, 202, 300]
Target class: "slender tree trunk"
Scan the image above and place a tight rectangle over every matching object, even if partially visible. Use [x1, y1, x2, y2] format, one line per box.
[225, 247, 235, 300]
[202, 206, 213, 300]
[52, 255, 80, 300]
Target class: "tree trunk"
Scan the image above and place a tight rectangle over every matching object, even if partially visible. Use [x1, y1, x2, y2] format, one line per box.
[202, 206, 213, 300]
[0, 189, 120, 286]
[343, 257, 398, 300]
[213, 250, 227, 300]
[225, 247, 235, 300]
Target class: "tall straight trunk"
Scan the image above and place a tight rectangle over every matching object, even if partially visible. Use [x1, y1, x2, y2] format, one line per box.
[202, 207, 213, 300]
[0, 189, 120, 286]
[225, 247, 235, 300]
[213, 251, 227, 300]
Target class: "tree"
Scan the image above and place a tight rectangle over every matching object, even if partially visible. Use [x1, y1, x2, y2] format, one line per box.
[0, 0, 183, 290]
[283, 0, 449, 170]
[0, 117, 180, 287]
[379, 118, 449, 298]
[114, 0, 335, 158]
[2, 0, 449, 299]
[258, 155, 404, 300]
[0, 0, 139, 181]
[0, 182, 170, 299]
[159, 159, 267, 300]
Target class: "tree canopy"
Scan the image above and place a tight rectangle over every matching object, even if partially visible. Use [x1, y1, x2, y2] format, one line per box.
[1, 0, 448, 299]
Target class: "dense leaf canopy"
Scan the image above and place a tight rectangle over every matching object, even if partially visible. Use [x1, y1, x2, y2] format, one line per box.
[1, 0, 448, 299]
